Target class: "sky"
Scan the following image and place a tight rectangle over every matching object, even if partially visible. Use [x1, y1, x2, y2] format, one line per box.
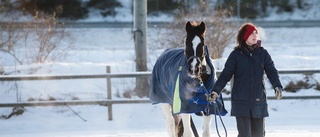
[1, 1, 320, 137]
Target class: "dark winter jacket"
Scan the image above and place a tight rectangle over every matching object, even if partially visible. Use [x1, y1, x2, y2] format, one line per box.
[212, 43, 282, 118]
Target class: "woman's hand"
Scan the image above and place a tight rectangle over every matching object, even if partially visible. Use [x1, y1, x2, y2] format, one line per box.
[208, 91, 219, 102]
[275, 87, 283, 99]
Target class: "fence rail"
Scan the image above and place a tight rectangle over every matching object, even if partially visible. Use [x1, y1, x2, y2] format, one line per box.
[1, 69, 319, 81]
[0, 72, 151, 81]
[1, 68, 320, 120]
[0, 99, 151, 107]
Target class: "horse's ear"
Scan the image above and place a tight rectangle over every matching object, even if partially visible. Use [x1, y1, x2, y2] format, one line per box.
[199, 21, 206, 34]
[186, 21, 193, 33]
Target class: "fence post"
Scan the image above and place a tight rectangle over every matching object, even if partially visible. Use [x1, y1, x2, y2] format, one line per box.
[106, 66, 112, 121]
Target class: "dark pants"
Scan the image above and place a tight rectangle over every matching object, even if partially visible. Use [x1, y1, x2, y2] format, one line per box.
[236, 116, 265, 137]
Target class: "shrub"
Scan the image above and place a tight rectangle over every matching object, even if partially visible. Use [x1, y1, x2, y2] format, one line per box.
[315, 82, 320, 91]
[35, 0, 88, 20]
[86, 0, 122, 17]
[215, 0, 304, 19]
[0, 8, 73, 66]
[284, 81, 299, 92]
[48, 96, 56, 101]
[147, 0, 180, 15]
[284, 75, 317, 92]
[27, 97, 36, 102]
[71, 96, 80, 100]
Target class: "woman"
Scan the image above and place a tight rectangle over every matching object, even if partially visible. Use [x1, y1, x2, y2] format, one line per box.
[210, 23, 283, 137]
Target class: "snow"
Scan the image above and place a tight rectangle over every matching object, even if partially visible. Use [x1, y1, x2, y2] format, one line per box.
[1, 1, 320, 137]
[259, 0, 320, 21]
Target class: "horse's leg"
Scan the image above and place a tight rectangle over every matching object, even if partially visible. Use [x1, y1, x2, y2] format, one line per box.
[161, 104, 177, 137]
[173, 114, 184, 137]
[202, 115, 212, 137]
[180, 113, 193, 137]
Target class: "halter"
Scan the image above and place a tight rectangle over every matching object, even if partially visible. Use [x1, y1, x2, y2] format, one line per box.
[187, 55, 201, 63]
[187, 55, 207, 81]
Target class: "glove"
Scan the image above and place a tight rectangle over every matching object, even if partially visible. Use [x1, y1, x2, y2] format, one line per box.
[275, 87, 283, 100]
[208, 91, 218, 103]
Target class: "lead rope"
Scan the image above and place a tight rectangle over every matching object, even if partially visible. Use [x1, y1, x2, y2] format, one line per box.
[204, 100, 227, 137]
[213, 102, 227, 137]
[199, 79, 227, 137]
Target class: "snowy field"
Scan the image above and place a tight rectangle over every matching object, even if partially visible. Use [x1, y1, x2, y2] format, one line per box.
[2, 100, 320, 137]
[1, 26, 320, 137]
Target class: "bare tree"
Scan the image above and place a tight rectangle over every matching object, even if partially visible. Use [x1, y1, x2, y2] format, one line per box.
[0, 6, 73, 106]
[0, 6, 73, 67]
[153, 7, 236, 60]
[24, 11, 73, 64]
[0, 11, 25, 65]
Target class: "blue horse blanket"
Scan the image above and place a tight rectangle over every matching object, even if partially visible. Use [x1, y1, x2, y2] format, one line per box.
[149, 46, 227, 115]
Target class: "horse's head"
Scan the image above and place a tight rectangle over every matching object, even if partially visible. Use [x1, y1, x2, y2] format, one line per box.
[185, 21, 206, 79]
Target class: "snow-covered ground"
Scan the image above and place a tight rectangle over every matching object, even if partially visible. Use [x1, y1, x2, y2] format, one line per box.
[1, 98, 320, 137]
[1, 1, 320, 137]
[1, 26, 320, 137]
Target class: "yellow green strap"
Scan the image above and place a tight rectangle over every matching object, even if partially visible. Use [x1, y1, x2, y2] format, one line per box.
[173, 66, 183, 113]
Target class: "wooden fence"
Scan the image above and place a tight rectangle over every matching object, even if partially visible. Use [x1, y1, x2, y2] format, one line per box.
[0, 66, 320, 120]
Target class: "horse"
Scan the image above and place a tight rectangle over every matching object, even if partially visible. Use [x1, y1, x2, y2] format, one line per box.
[149, 21, 227, 137]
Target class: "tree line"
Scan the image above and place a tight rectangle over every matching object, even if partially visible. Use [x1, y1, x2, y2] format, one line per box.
[0, 0, 312, 20]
